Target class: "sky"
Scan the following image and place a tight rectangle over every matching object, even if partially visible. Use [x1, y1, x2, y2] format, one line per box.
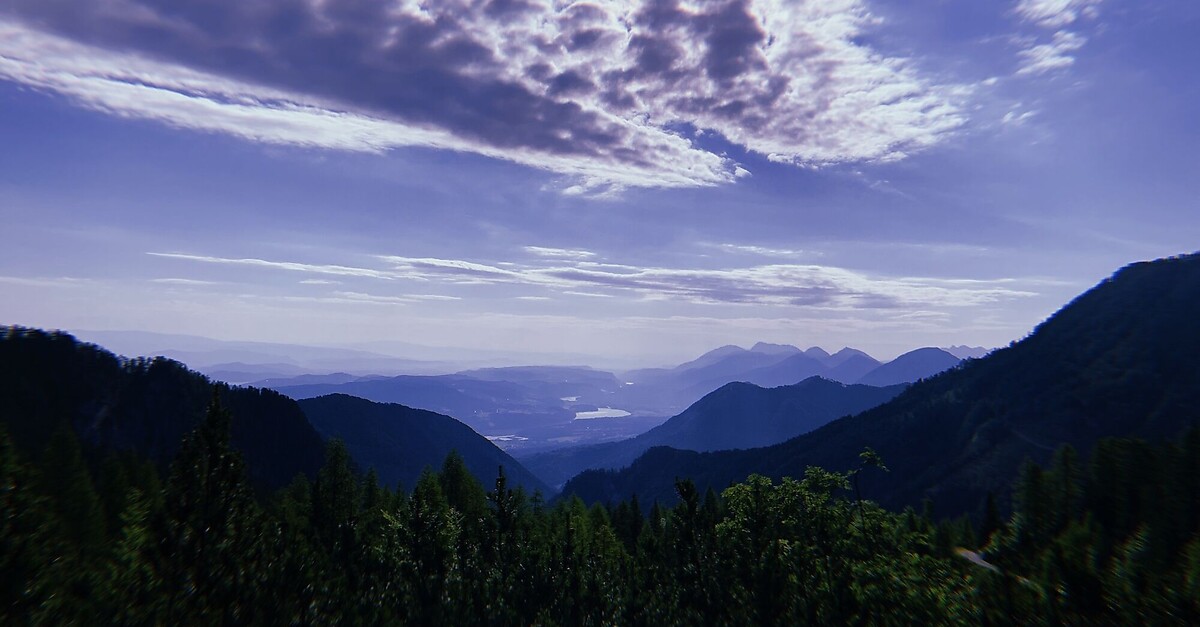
[1, 0, 1197, 367]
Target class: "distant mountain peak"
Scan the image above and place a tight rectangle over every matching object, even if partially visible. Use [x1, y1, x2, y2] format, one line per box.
[942, 345, 992, 360]
[749, 342, 801, 355]
[825, 347, 878, 368]
[856, 347, 960, 387]
[803, 346, 832, 360]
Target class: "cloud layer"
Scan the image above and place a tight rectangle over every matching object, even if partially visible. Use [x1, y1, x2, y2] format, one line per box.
[150, 249, 1036, 310]
[0, 1, 966, 190]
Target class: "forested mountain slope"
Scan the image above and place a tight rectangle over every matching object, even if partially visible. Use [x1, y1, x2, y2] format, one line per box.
[0, 326, 325, 490]
[299, 394, 549, 494]
[0, 327, 549, 494]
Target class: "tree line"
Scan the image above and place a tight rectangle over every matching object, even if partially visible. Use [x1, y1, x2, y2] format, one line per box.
[2, 392, 1198, 625]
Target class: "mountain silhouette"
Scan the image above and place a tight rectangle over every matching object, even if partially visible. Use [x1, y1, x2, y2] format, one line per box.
[298, 394, 549, 494]
[561, 253, 1200, 518]
[523, 376, 904, 488]
[0, 327, 325, 490]
[855, 347, 961, 387]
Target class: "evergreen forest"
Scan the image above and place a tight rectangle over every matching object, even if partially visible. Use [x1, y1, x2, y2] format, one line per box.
[4, 393, 1198, 625]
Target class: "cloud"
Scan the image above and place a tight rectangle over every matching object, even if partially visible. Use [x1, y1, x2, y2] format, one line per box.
[1001, 109, 1037, 125]
[0, 1, 966, 191]
[155, 249, 1037, 310]
[1015, 0, 1102, 28]
[1017, 30, 1086, 75]
[1013, 0, 1100, 76]
[330, 291, 414, 306]
[146, 252, 397, 279]
[523, 246, 597, 260]
[150, 278, 220, 286]
[0, 275, 93, 287]
[271, 290, 456, 306]
[563, 291, 616, 298]
[707, 243, 811, 258]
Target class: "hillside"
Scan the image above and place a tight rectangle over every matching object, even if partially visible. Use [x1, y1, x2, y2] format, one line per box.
[298, 394, 550, 494]
[0, 326, 326, 490]
[522, 377, 905, 487]
[0, 326, 550, 495]
[561, 253, 1200, 518]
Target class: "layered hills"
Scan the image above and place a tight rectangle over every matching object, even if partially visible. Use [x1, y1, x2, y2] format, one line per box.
[562, 253, 1200, 518]
[617, 344, 959, 415]
[264, 346, 956, 456]
[523, 376, 905, 487]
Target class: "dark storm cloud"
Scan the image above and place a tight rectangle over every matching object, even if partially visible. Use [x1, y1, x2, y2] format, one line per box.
[4, 0, 616, 156]
[0, 0, 966, 189]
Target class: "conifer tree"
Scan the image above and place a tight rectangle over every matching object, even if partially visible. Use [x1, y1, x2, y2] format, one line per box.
[0, 427, 58, 622]
[39, 423, 105, 558]
[160, 389, 272, 624]
[313, 439, 359, 559]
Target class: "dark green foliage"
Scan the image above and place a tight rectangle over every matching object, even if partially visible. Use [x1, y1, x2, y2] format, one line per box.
[984, 428, 1200, 623]
[38, 423, 105, 557]
[156, 392, 276, 624]
[313, 439, 359, 556]
[6, 388, 1197, 625]
[3, 404, 1000, 625]
[0, 426, 58, 623]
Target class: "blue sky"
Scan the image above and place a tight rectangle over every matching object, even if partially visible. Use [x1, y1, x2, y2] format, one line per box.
[1, 0, 1197, 365]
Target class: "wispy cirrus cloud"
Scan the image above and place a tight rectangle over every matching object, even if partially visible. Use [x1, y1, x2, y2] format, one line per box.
[1013, 0, 1102, 76]
[151, 250, 1037, 310]
[523, 246, 597, 260]
[146, 252, 397, 279]
[1017, 30, 1086, 75]
[1015, 0, 1102, 27]
[0, 1, 966, 192]
[0, 275, 93, 288]
[705, 243, 813, 258]
[150, 278, 221, 286]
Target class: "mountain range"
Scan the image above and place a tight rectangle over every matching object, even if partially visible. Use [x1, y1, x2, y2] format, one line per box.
[522, 376, 906, 488]
[6, 251, 1197, 525]
[561, 253, 1200, 518]
[265, 343, 963, 453]
[616, 344, 961, 415]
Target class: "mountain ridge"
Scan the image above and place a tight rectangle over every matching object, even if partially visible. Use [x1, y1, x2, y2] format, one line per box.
[522, 376, 905, 488]
[560, 253, 1200, 518]
[298, 393, 550, 494]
